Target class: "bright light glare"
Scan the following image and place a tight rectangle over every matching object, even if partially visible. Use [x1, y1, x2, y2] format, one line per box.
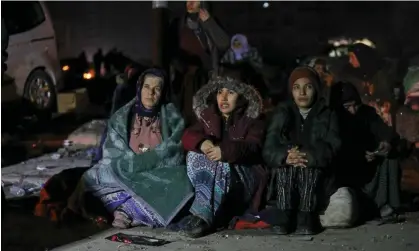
[263, 2, 269, 8]
[354, 38, 376, 48]
[62, 65, 70, 71]
[83, 72, 93, 80]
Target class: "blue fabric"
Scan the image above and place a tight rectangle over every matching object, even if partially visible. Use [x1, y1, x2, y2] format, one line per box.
[186, 151, 260, 225]
[99, 190, 161, 227]
[186, 151, 231, 224]
[92, 126, 108, 165]
[82, 100, 193, 227]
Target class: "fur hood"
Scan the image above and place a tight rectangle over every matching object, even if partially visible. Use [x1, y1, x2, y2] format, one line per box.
[192, 76, 263, 119]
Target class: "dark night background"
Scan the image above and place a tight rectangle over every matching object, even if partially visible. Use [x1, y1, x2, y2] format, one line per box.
[45, 1, 419, 64]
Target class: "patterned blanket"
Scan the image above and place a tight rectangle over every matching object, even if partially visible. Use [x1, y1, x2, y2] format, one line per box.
[83, 100, 194, 226]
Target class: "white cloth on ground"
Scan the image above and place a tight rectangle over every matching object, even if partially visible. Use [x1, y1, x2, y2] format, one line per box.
[320, 187, 358, 228]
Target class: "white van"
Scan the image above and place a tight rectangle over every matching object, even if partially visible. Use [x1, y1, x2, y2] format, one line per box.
[2, 1, 63, 112]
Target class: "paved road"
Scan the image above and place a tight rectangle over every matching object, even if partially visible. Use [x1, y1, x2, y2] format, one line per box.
[52, 214, 419, 251]
[1, 199, 108, 251]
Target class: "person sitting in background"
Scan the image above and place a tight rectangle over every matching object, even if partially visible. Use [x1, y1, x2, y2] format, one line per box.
[396, 66, 419, 205]
[180, 75, 267, 238]
[397, 66, 419, 156]
[110, 64, 143, 115]
[347, 43, 397, 127]
[263, 67, 341, 235]
[308, 58, 335, 106]
[401, 66, 419, 112]
[91, 64, 143, 165]
[221, 34, 264, 71]
[334, 81, 401, 221]
[74, 68, 193, 229]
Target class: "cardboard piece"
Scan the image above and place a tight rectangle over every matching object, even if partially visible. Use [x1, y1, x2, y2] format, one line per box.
[57, 88, 90, 114]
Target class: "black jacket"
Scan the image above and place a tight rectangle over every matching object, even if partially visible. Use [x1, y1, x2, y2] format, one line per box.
[263, 100, 341, 170]
[263, 99, 341, 204]
[335, 104, 399, 188]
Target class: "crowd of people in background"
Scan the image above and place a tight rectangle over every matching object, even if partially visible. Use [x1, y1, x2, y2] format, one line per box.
[3, 0, 418, 239]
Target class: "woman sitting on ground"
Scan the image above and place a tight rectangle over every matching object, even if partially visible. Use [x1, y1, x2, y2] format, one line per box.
[334, 81, 401, 220]
[180, 74, 267, 238]
[79, 68, 193, 228]
[263, 66, 341, 235]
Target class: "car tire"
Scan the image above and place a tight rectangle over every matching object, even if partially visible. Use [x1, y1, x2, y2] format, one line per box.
[24, 69, 57, 121]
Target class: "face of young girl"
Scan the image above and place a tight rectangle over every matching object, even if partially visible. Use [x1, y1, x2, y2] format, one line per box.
[217, 88, 239, 115]
[292, 78, 316, 109]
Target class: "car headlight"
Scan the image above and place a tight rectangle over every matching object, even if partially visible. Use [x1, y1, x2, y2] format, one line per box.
[62, 65, 70, 71]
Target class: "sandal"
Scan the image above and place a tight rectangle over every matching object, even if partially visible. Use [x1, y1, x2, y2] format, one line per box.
[112, 210, 132, 229]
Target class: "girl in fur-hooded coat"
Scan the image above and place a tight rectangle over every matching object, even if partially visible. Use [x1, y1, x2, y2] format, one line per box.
[180, 76, 267, 238]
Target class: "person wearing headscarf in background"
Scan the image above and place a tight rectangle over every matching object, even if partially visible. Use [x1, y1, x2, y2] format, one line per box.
[73, 68, 193, 229]
[221, 34, 264, 71]
[168, 0, 230, 127]
[263, 67, 341, 235]
[396, 66, 419, 194]
[333, 81, 401, 222]
[397, 66, 419, 151]
[179, 74, 267, 238]
[220, 34, 268, 99]
[347, 43, 398, 127]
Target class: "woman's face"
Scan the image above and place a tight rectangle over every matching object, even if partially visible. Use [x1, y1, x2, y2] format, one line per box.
[186, 1, 201, 13]
[292, 78, 316, 109]
[141, 75, 163, 109]
[343, 101, 360, 115]
[217, 88, 239, 115]
[232, 39, 242, 49]
[381, 101, 391, 113]
[314, 63, 326, 76]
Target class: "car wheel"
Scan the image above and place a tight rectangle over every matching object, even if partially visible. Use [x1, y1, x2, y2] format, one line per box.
[24, 69, 57, 120]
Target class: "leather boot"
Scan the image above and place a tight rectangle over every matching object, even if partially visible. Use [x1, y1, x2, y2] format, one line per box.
[273, 210, 291, 235]
[182, 215, 212, 238]
[294, 211, 319, 235]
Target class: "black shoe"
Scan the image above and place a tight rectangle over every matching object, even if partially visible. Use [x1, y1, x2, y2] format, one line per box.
[380, 204, 395, 218]
[294, 212, 319, 235]
[181, 215, 211, 238]
[272, 225, 289, 235]
[272, 210, 291, 235]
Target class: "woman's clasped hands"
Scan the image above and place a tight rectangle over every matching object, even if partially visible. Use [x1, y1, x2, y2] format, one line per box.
[200, 140, 222, 161]
[285, 146, 308, 168]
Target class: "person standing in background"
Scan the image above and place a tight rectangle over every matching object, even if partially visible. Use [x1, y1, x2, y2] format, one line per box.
[168, 0, 230, 126]
[221, 34, 264, 71]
